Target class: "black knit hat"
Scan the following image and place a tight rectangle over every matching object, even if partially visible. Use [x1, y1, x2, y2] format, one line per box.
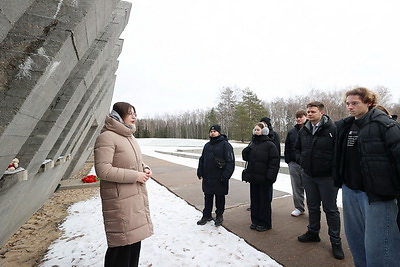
[260, 117, 271, 127]
[209, 124, 221, 133]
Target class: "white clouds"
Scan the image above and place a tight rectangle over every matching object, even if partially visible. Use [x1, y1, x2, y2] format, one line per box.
[114, 0, 400, 117]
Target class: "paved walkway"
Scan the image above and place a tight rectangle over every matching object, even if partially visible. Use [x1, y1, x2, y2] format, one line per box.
[60, 154, 354, 266]
[142, 155, 354, 267]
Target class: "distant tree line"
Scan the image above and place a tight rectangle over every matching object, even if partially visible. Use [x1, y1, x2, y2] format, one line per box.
[135, 86, 400, 142]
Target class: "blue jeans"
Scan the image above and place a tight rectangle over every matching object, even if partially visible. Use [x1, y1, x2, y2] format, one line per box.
[342, 185, 400, 267]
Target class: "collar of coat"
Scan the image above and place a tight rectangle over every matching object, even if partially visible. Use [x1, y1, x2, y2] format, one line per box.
[102, 116, 136, 136]
[304, 114, 331, 132]
[340, 108, 397, 129]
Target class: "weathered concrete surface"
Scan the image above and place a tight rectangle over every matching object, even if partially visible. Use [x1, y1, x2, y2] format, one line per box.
[0, 0, 131, 247]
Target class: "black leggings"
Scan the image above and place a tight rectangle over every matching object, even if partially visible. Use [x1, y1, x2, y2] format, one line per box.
[104, 241, 141, 267]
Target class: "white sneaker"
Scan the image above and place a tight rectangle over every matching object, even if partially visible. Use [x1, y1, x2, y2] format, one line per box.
[291, 209, 304, 217]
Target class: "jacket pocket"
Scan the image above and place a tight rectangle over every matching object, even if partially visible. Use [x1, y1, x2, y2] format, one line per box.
[100, 182, 119, 200]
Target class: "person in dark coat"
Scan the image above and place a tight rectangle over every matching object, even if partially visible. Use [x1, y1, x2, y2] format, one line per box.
[242, 122, 280, 231]
[284, 110, 307, 217]
[333, 88, 400, 267]
[197, 124, 235, 226]
[260, 117, 281, 157]
[374, 104, 400, 231]
[295, 101, 344, 260]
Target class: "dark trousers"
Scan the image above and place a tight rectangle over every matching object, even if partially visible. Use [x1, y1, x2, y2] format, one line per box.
[104, 241, 141, 267]
[302, 172, 341, 244]
[203, 193, 225, 217]
[250, 182, 273, 228]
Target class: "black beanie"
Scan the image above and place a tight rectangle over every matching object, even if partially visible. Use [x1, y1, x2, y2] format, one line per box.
[209, 124, 221, 133]
[260, 117, 271, 127]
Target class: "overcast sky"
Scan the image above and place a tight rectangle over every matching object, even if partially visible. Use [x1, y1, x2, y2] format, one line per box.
[113, 0, 400, 118]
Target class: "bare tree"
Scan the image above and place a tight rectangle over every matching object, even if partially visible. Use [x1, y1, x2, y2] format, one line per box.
[216, 87, 238, 137]
[136, 85, 399, 140]
[375, 86, 392, 107]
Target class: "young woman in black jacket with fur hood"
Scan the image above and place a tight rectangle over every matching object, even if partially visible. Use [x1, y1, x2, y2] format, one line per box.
[242, 122, 280, 231]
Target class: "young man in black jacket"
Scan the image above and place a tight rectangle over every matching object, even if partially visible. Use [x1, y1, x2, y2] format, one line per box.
[284, 110, 307, 217]
[197, 125, 235, 226]
[295, 101, 344, 260]
[333, 87, 400, 267]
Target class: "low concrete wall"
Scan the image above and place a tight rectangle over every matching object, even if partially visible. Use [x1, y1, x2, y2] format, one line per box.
[154, 150, 290, 174]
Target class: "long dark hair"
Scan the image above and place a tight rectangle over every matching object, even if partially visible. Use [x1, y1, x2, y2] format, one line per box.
[112, 102, 136, 119]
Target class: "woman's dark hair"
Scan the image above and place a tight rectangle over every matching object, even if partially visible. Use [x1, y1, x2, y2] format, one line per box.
[255, 122, 265, 129]
[113, 102, 136, 119]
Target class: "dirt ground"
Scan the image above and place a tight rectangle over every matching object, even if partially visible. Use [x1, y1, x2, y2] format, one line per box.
[0, 161, 99, 267]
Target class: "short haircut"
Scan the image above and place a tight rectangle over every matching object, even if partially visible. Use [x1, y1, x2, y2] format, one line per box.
[295, 110, 307, 118]
[344, 87, 378, 109]
[306, 101, 325, 111]
[113, 102, 136, 119]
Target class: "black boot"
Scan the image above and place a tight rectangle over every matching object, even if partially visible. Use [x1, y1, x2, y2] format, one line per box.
[298, 231, 321, 242]
[214, 214, 223, 226]
[256, 225, 271, 232]
[332, 243, 345, 259]
[197, 216, 213, 225]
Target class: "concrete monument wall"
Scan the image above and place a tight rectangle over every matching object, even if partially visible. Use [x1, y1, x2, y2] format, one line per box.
[0, 0, 131, 247]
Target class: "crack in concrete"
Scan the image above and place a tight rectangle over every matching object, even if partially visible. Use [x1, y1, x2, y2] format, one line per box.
[66, 30, 80, 61]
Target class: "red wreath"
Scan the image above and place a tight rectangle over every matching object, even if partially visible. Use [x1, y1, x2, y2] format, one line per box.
[81, 174, 99, 183]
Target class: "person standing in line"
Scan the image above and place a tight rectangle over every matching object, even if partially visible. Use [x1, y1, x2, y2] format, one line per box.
[260, 117, 281, 157]
[295, 101, 344, 260]
[242, 122, 280, 231]
[334, 87, 400, 266]
[284, 110, 307, 217]
[94, 102, 153, 267]
[374, 105, 400, 232]
[244, 117, 280, 213]
[197, 125, 235, 226]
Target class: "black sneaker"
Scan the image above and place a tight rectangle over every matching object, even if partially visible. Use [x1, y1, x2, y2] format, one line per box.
[214, 215, 223, 226]
[256, 225, 271, 232]
[197, 217, 213, 225]
[298, 231, 321, 242]
[250, 223, 257, 230]
[332, 243, 345, 259]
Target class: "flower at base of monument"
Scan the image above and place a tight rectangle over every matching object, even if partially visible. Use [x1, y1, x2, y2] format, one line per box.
[81, 174, 99, 183]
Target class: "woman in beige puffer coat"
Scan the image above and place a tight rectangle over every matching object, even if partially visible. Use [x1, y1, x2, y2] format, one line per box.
[94, 102, 153, 267]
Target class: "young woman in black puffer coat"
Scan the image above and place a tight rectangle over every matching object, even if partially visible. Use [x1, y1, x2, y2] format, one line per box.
[242, 122, 280, 231]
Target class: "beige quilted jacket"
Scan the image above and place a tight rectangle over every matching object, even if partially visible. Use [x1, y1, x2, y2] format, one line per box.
[94, 116, 153, 247]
